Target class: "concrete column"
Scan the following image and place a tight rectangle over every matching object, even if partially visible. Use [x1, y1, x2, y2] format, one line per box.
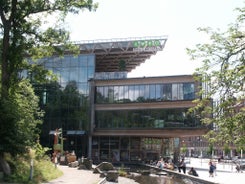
[87, 79, 95, 159]
[88, 135, 92, 159]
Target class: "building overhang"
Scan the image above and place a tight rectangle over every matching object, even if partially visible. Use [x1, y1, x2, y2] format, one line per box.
[95, 101, 196, 111]
[92, 128, 209, 138]
[75, 36, 168, 72]
[67, 130, 86, 135]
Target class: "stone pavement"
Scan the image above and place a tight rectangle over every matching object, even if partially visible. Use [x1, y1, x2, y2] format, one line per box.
[43, 165, 102, 184]
[43, 158, 245, 184]
[43, 165, 138, 184]
[185, 157, 245, 184]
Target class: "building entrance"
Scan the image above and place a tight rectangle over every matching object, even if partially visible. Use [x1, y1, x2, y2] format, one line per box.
[91, 136, 175, 163]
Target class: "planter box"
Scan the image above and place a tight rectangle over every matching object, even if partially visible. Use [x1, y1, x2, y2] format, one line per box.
[53, 144, 62, 151]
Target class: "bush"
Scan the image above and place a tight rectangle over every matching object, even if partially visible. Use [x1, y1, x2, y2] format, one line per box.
[4, 153, 30, 183]
[118, 169, 127, 177]
[5, 157, 63, 184]
[3, 145, 63, 184]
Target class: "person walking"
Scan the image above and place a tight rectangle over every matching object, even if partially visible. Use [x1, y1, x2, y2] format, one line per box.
[178, 158, 186, 174]
[209, 161, 215, 177]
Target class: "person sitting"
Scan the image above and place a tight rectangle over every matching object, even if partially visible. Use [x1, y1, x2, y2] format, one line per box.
[157, 158, 163, 169]
[235, 164, 243, 173]
[163, 161, 174, 170]
[167, 162, 175, 170]
[188, 167, 199, 177]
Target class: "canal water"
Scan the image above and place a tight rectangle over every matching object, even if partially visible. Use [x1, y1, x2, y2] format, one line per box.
[118, 164, 189, 184]
[131, 174, 186, 184]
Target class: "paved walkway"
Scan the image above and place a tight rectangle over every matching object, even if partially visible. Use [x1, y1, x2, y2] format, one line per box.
[42, 165, 102, 184]
[43, 165, 138, 184]
[185, 157, 245, 184]
[44, 158, 245, 184]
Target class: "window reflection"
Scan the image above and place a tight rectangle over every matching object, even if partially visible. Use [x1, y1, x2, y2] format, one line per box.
[144, 85, 149, 101]
[183, 83, 195, 99]
[129, 85, 135, 101]
[162, 84, 172, 100]
[34, 54, 95, 133]
[95, 82, 195, 103]
[95, 108, 201, 129]
[156, 84, 161, 101]
[149, 84, 156, 101]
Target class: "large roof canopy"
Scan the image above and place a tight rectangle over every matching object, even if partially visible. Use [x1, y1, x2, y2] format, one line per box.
[75, 36, 168, 72]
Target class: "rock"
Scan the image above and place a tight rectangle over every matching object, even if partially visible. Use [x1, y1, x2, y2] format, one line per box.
[141, 170, 151, 175]
[78, 158, 92, 170]
[93, 162, 119, 181]
[106, 170, 119, 182]
[95, 162, 114, 171]
[0, 172, 3, 181]
[0, 156, 11, 175]
[78, 164, 87, 170]
[68, 161, 79, 167]
[83, 158, 92, 170]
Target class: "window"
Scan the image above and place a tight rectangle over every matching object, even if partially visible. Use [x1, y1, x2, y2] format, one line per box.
[162, 84, 172, 100]
[95, 82, 196, 104]
[149, 84, 156, 101]
[129, 85, 135, 102]
[156, 84, 162, 101]
[183, 83, 195, 100]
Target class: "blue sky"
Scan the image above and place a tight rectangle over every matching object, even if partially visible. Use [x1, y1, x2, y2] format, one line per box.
[65, 0, 244, 77]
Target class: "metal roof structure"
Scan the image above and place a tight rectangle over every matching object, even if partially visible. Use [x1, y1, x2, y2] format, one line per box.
[74, 36, 168, 72]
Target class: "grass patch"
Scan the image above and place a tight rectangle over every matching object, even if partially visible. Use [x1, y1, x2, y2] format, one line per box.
[33, 160, 63, 183]
[3, 153, 63, 184]
[118, 169, 127, 177]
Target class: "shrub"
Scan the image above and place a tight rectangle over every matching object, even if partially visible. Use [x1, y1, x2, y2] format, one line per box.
[3, 144, 62, 184]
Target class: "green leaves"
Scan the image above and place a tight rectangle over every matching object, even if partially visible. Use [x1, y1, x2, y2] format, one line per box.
[0, 0, 98, 157]
[188, 6, 245, 150]
[0, 79, 44, 155]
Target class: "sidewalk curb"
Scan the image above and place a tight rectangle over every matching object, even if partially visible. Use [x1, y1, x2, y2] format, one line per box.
[97, 177, 106, 184]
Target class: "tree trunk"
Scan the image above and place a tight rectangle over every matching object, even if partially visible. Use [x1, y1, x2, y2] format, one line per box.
[1, 9, 11, 99]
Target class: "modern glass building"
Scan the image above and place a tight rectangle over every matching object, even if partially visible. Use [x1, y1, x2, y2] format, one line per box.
[33, 54, 95, 156]
[33, 36, 209, 163]
[90, 75, 208, 163]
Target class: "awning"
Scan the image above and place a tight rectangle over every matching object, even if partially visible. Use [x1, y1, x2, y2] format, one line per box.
[49, 130, 56, 135]
[67, 130, 86, 135]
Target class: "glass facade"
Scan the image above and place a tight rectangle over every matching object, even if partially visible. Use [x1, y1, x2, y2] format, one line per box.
[42, 54, 95, 93]
[25, 51, 203, 162]
[92, 79, 202, 162]
[91, 136, 176, 163]
[95, 83, 195, 103]
[24, 37, 206, 162]
[95, 72, 127, 79]
[95, 108, 200, 129]
[33, 54, 95, 156]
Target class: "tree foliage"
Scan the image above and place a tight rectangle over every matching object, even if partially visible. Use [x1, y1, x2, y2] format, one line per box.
[0, 0, 98, 164]
[187, 7, 245, 150]
[0, 80, 43, 155]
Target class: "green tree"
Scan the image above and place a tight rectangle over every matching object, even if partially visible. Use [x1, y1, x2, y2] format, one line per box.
[180, 144, 188, 156]
[0, 79, 44, 175]
[207, 143, 214, 157]
[223, 143, 230, 156]
[187, 6, 245, 151]
[0, 0, 98, 175]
